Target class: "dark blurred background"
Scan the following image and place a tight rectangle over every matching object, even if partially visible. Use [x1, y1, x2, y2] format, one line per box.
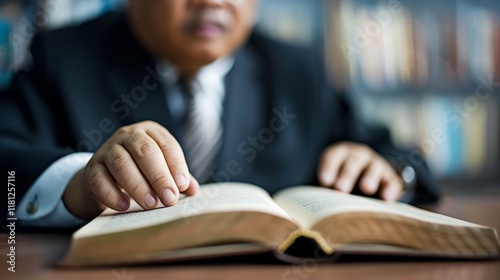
[0, 0, 498, 190]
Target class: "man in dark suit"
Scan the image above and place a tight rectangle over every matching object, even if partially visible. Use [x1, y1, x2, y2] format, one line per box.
[0, 0, 439, 228]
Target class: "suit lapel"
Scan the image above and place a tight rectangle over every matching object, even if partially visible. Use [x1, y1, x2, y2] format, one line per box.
[216, 44, 269, 177]
[103, 14, 180, 138]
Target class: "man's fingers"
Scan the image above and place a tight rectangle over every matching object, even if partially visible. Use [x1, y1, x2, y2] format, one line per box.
[123, 130, 179, 207]
[146, 126, 191, 193]
[104, 144, 159, 210]
[359, 160, 385, 195]
[84, 121, 194, 214]
[183, 174, 200, 196]
[335, 155, 370, 193]
[380, 171, 404, 201]
[318, 147, 348, 187]
[85, 162, 130, 211]
[318, 142, 405, 201]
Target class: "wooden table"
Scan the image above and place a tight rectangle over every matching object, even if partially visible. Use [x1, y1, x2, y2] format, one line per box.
[2, 189, 500, 280]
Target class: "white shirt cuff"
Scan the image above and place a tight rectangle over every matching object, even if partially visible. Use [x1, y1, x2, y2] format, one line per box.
[17, 153, 93, 228]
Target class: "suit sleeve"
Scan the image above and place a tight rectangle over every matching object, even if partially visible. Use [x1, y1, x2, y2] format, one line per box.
[0, 33, 78, 230]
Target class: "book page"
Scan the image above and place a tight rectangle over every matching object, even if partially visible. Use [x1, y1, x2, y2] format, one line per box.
[273, 186, 483, 229]
[75, 182, 293, 238]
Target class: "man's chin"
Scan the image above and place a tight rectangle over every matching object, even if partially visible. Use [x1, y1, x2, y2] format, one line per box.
[174, 53, 220, 75]
[192, 48, 227, 65]
[173, 43, 233, 73]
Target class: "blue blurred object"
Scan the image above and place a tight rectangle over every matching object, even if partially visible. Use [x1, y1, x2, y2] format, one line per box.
[0, 20, 12, 89]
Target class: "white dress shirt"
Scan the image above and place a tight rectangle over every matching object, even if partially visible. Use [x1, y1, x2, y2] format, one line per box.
[17, 57, 234, 228]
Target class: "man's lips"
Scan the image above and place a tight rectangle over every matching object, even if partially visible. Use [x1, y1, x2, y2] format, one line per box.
[188, 22, 226, 39]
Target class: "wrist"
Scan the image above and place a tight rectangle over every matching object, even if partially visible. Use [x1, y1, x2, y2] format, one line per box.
[63, 168, 102, 220]
[393, 164, 417, 202]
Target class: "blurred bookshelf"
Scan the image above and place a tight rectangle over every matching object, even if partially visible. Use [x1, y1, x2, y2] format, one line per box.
[258, 0, 499, 187]
[325, 0, 500, 187]
[0, 0, 498, 187]
[0, 0, 125, 89]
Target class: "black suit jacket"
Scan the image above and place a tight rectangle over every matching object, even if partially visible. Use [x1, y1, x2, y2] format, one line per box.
[0, 12, 439, 229]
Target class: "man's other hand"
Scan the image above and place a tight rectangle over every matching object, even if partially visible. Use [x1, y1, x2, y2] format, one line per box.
[318, 142, 404, 201]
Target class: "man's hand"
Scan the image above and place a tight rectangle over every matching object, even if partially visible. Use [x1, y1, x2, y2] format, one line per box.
[318, 142, 403, 201]
[63, 121, 199, 219]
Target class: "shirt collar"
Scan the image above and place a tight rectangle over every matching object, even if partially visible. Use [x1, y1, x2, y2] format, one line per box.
[158, 56, 235, 88]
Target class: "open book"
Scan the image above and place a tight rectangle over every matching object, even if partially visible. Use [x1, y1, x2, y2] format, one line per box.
[61, 183, 500, 266]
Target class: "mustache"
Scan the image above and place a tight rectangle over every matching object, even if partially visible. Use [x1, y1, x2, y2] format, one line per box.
[182, 9, 231, 32]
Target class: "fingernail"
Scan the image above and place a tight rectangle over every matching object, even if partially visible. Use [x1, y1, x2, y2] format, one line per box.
[321, 172, 335, 185]
[162, 189, 176, 204]
[175, 175, 187, 187]
[118, 199, 129, 211]
[144, 193, 156, 208]
[336, 179, 350, 192]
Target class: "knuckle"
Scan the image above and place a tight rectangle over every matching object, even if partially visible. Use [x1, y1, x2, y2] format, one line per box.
[359, 143, 371, 151]
[102, 189, 115, 205]
[96, 143, 109, 156]
[373, 157, 389, 169]
[325, 145, 342, 158]
[155, 137, 172, 152]
[86, 157, 99, 168]
[127, 131, 154, 158]
[332, 142, 348, 152]
[167, 158, 186, 172]
[134, 140, 155, 159]
[347, 155, 363, 167]
[388, 180, 403, 191]
[343, 159, 356, 170]
[342, 167, 358, 177]
[355, 144, 372, 156]
[128, 181, 146, 196]
[107, 152, 130, 173]
[87, 172, 107, 195]
[150, 174, 172, 189]
[142, 120, 159, 127]
[385, 173, 400, 184]
[138, 120, 162, 129]
[371, 160, 386, 171]
[384, 164, 398, 175]
[116, 126, 130, 136]
[337, 141, 350, 147]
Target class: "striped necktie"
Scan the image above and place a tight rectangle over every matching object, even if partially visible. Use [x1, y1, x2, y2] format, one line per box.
[179, 77, 223, 183]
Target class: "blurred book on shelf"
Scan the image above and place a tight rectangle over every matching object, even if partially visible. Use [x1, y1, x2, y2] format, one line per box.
[459, 1, 500, 84]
